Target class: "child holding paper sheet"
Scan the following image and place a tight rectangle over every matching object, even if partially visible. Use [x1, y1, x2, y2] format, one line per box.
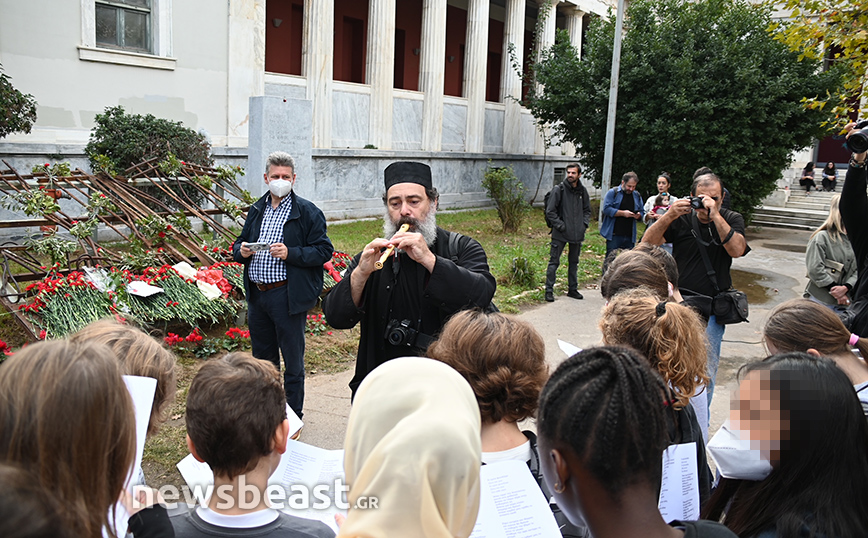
[537, 347, 738, 538]
[169, 352, 333, 538]
[0, 340, 170, 538]
[427, 309, 587, 537]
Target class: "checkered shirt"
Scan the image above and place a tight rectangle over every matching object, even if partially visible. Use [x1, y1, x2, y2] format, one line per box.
[248, 196, 292, 284]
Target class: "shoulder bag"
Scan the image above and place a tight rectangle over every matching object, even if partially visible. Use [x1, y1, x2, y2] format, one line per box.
[690, 215, 749, 324]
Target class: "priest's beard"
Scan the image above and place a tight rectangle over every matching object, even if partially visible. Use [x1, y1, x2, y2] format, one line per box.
[383, 208, 438, 248]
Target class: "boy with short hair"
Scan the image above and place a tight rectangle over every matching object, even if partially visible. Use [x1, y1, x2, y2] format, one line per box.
[171, 352, 334, 537]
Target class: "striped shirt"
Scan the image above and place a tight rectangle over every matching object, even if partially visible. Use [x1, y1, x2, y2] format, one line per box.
[249, 196, 292, 284]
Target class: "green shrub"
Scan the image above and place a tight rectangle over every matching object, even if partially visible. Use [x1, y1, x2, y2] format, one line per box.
[0, 64, 37, 139]
[505, 248, 537, 288]
[482, 164, 529, 233]
[85, 106, 212, 173]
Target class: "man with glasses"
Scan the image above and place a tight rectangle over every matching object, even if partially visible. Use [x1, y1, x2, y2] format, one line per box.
[641, 172, 749, 412]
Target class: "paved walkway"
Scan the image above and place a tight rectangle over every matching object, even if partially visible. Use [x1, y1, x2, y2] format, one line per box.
[299, 226, 812, 449]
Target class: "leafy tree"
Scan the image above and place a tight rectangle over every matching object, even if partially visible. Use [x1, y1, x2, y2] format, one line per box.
[85, 106, 212, 173]
[769, 0, 867, 125]
[524, 0, 840, 222]
[0, 63, 37, 139]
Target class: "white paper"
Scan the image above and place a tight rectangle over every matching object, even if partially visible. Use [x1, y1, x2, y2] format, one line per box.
[285, 403, 304, 439]
[176, 438, 344, 534]
[172, 261, 198, 280]
[470, 460, 561, 538]
[126, 280, 164, 297]
[108, 376, 157, 537]
[273, 440, 345, 533]
[557, 339, 582, 358]
[196, 280, 222, 300]
[658, 442, 699, 523]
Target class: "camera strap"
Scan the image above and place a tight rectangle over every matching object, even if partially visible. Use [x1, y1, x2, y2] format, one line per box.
[690, 213, 721, 294]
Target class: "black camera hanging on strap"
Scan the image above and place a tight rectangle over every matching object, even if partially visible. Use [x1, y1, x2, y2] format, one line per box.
[689, 213, 749, 324]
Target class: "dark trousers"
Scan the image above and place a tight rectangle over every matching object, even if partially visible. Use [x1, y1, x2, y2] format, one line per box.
[604, 234, 635, 274]
[822, 177, 837, 191]
[546, 239, 581, 293]
[248, 285, 307, 419]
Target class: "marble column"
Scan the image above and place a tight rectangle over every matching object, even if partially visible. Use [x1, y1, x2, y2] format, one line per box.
[227, 0, 265, 147]
[535, 0, 558, 155]
[464, 0, 489, 153]
[303, 0, 333, 148]
[566, 7, 585, 59]
[420, 0, 447, 151]
[367, 0, 396, 150]
[501, 0, 524, 154]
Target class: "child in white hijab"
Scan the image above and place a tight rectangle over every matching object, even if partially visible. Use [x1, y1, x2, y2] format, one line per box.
[338, 357, 482, 538]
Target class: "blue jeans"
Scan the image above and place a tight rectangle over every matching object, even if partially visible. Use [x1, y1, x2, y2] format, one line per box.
[604, 234, 635, 273]
[248, 284, 308, 419]
[705, 314, 725, 416]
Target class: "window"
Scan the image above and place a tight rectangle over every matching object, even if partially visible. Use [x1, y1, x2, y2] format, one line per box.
[79, 0, 174, 70]
[95, 0, 151, 53]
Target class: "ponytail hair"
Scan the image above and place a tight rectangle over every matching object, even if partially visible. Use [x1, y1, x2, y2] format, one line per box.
[763, 299, 868, 359]
[600, 288, 709, 408]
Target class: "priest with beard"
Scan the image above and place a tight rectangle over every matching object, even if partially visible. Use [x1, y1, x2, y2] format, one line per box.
[323, 161, 496, 397]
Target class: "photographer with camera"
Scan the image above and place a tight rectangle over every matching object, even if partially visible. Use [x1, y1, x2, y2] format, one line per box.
[322, 162, 496, 398]
[834, 121, 868, 336]
[641, 173, 749, 413]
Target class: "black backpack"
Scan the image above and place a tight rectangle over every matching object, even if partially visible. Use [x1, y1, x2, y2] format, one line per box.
[543, 183, 563, 229]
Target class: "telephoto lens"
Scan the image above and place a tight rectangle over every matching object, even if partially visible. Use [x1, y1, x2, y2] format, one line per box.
[846, 120, 868, 154]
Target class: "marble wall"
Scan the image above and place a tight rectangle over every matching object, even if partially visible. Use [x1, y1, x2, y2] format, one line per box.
[442, 102, 468, 152]
[484, 107, 505, 153]
[309, 149, 577, 221]
[264, 83, 306, 100]
[393, 97, 424, 151]
[332, 90, 371, 149]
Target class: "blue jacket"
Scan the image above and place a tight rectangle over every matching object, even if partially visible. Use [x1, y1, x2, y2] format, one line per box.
[600, 185, 644, 242]
[232, 191, 333, 315]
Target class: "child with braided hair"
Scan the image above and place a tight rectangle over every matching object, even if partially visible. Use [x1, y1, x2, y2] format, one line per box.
[537, 346, 737, 538]
[763, 298, 868, 416]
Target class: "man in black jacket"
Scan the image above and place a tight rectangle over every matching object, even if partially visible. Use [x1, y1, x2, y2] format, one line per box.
[232, 151, 333, 420]
[545, 163, 592, 302]
[837, 123, 868, 335]
[322, 161, 496, 396]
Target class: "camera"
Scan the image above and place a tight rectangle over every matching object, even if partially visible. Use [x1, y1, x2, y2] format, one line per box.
[846, 120, 868, 154]
[385, 319, 418, 347]
[689, 196, 705, 210]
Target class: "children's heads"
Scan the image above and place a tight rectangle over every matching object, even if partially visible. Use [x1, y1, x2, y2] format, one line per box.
[537, 347, 670, 527]
[341, 357, 481, 538]
[704, 353, 868, 537]
[185, 352, 288, 479]
[600, 289, 708, 408]
[71, 319, 177, 436]
[763, 298, 868, 359]
[0, 340, 136, 538]
[427, 309, 547, 423]
[600, 250, 669, 300]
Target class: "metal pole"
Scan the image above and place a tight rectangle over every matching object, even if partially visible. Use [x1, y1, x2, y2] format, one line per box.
[599, 0, 627, 221]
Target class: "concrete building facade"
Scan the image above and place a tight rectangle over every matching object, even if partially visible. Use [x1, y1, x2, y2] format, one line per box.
[0, 0, 613, 220]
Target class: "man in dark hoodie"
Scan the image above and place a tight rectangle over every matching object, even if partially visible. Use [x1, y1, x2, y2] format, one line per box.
[544, 163, 591, 302]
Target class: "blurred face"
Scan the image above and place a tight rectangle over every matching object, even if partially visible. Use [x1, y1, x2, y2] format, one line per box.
[566, 167, 581, 185]
[731, 369, 787, 463]
[386, 183, 432, 229]
[656, 177, 670, 194]
[621, 179, 638, 194]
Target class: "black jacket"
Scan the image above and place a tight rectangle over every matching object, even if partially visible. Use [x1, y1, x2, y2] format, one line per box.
[322, 227, 495, 394]
[232, 192, 333, 315]
[546, 180, 592, 244]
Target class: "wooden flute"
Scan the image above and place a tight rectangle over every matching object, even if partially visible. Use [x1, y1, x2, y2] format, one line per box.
[374, 223, 410, 270]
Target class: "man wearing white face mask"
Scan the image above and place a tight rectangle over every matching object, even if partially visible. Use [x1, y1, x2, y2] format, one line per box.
[232, 151, 333, 422]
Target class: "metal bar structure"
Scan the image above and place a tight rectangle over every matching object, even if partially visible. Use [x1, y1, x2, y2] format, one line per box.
[0, 159, 254, 339]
